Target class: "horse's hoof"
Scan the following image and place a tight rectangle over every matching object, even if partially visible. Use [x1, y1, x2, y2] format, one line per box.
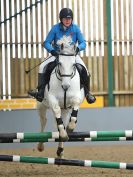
[37, 143, 44, 152]
[56, 147, 64, 158]
[37, 146, 44, 152]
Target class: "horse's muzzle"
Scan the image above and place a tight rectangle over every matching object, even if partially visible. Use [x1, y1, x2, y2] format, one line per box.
[62, 84, 70, 91]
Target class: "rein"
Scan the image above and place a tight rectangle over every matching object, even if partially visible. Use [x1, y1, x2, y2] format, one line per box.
[55, 53, 76, 109]
[59, 53, 76, 56]
[55, 54, 76, 81]
[56, 66, 76, 79]
[64, 91, 67, 109]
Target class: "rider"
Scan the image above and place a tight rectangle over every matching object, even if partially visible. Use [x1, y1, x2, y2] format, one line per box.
[28, 8, 96, 104]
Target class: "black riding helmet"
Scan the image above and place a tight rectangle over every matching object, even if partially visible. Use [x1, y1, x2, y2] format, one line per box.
[59, 8, 73, 21]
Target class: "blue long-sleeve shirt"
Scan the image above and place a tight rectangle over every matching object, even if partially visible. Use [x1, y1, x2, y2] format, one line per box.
[44, 23, 86, 53]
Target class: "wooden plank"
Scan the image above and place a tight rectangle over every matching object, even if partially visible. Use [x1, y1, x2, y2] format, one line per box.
[113, 54, 120, 107]
[25, 57, 30, 92]
[129, 56, 133, 105]
[0, 97, 104, 110]
[103, 45, 108, 97]
[118, 55, 125, 106]
[0, 49, 2, 97]
[19, 59, 25, 95]
[124, 56, 130, 106]
[98, 56, 104, 92]
[93, 55, 98, 92]
[87, 56, 93, 92]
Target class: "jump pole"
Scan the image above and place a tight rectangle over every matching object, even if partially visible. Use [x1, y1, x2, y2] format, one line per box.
[1, 137, 133, 143]
[0, 155, 133, 170]
[0, 130, 133, 140]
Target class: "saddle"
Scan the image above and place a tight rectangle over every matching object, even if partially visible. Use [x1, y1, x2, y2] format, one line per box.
[44, 60, 88, 91]
[44, 61, 85, 90]
[43, 60, 58, 87]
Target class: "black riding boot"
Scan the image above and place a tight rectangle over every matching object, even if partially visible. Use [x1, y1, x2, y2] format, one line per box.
[76, 64, 96, 104]
[28, 60, 57, 102]
[84, 74, 96, 104]
[28, 73, 46, 102]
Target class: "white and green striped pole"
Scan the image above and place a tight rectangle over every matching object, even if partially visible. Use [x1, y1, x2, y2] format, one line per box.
[0, 155, 133, 170]
[1, 137, 133, 143]
[0, 130, 133, 140]
[0, 132, 59, 140]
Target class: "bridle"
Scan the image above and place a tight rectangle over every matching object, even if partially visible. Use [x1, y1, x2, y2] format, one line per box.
[55, 53, 77, 109]
[55, 53, 76, 81]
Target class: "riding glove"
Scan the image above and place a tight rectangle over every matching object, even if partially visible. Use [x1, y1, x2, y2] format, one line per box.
[51, 50, 59, 56]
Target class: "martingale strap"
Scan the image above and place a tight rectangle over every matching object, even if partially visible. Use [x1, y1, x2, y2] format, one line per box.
[64, 91, 67, 109]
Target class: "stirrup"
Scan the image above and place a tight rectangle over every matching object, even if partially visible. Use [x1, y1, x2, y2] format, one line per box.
[86, 93, 96, 104]
[28, 90, 43, 102]
[28, 90, 37, 97]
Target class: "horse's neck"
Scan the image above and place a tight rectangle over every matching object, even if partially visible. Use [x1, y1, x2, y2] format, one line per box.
[61, 48, 74, 54]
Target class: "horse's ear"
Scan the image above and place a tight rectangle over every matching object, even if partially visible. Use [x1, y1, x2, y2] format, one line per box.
[61, 43, 64, 50]
[74, 44, 76, 51]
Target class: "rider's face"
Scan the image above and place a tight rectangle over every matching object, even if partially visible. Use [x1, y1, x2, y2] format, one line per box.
[62, 18, 72, 27]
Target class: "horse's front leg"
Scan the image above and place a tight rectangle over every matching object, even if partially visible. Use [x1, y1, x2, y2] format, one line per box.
[55, 107, 69, 141]
[66, 108, 79, 132]
[49, 96, 68, 141]
[66, 98, 80, 132]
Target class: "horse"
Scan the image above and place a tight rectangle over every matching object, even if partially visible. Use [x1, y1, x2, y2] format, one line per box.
[37, 45, 85, 158]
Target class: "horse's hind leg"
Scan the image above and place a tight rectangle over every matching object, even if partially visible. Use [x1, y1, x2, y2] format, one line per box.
[56, 142, 64, 158]
[37, 102, 47, 151]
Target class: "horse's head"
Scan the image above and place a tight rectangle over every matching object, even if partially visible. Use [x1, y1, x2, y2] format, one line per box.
[56, 47, 76, 91]
[60, 43, 77, 55]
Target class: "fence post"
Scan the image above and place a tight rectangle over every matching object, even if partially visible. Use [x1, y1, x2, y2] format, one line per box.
[106, 0, 114, 106]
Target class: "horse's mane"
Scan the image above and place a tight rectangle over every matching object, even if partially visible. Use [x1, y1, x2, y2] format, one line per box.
[57, 35, 76, 55]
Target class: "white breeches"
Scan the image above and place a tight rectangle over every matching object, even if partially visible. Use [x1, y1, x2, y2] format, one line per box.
[39, 55, 88, 74]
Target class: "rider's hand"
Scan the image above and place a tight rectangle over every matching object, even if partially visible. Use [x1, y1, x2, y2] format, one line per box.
[75, 47, 79, 55]
[51, 50, 59, 56]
